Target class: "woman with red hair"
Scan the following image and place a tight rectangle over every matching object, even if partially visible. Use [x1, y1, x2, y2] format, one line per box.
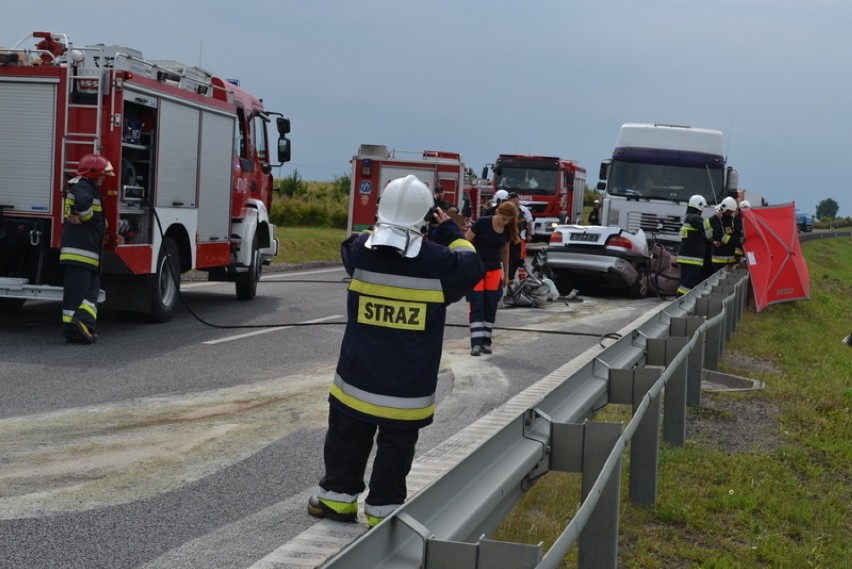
[464, 201, 520, 356]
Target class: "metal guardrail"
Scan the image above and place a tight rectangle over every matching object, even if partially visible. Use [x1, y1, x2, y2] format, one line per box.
[322, 267, 751, 569]
[798, 229, 852, 243]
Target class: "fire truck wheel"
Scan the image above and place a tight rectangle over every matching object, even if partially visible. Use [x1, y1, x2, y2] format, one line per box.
[236, 233, 260, 301]
[151, 237, 180, 322]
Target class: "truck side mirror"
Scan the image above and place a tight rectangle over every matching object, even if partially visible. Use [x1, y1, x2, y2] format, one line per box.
[596, 181, 606, 191]
[276, 117, 291, 135]
[598, 159, 611, 181]
[277, 137, 291, 163]
[481, 166, 488, 179]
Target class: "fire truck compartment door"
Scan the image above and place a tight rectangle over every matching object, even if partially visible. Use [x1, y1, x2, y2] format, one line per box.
[197, 111, 235, 242]
[0, 79, 57, 213]
[156, 100, 200, 209]
[379, 167, 436, 194]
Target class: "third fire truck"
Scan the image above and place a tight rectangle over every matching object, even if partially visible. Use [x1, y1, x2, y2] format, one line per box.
[482, 154, 586, 241]
[0, 31, 291, 321]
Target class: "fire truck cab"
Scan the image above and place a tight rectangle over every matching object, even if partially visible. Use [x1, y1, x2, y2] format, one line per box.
[0, 31, 291, 321]
[347, 145, 465, 234]
[483, 154, 586, 242]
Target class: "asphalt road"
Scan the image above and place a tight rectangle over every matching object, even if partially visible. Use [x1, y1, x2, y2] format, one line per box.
[0, 266, 664, 569]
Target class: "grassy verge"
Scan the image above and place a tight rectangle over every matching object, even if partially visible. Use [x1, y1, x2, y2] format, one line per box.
[273, 226, 347, 265]
[492, 237, 852, 568]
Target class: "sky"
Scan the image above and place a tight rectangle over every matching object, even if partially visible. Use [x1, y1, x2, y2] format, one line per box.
[3, 1, 850, 217]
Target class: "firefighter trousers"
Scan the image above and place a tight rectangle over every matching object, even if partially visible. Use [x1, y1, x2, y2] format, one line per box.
[677, 263, 703, 296]
[319, 406, 419, 510]
[467, 268, 503, 348]
[61, 265, 99, 337]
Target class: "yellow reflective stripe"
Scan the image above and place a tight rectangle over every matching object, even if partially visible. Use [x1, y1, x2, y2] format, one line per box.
[60, 253, 100, 267]
[60, 247, 100, 267]
[677, 256, 704, 266]
[334, 374, 434, 409]
[77, 201, 102, 222]
[80, 300, 98, 319]
[357, 296, 426, 330]
[448, 238, 476, 252]
[330, 378, 435, 422]
[349, 269, 444, 303]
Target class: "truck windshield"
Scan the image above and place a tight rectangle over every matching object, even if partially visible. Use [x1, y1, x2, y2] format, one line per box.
[607, 161, 724, 203]
[495, 167, 558, 196]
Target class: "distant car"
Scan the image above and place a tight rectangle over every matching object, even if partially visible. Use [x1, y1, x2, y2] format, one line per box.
[796, 211, 814, 232]
[544, 224, 650, 297]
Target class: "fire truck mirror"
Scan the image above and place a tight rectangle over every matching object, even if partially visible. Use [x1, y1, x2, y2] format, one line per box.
[277, 137, 291, 164]
[276, 117, 291, 135]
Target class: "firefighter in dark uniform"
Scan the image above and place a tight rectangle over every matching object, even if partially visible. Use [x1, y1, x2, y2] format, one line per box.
[60, 154, 113, 343]
[708, 196, 739, 272]
[588, 199, 601, 225]
[733, 199, 750, 263]
[676, 194, 709, 296]
[308, 175, 484, 527]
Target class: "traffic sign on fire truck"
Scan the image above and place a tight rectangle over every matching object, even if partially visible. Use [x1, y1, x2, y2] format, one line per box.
[0, 31, 291, 321]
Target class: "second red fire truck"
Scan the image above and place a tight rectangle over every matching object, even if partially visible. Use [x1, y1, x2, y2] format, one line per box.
[347, 145, 466, 234]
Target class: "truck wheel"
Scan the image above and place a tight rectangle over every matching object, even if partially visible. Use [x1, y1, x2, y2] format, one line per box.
[235, 234, 260, 301]
[150, 237, 180, 322]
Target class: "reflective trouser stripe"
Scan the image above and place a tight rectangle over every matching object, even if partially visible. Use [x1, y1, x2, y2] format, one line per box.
[80, 299, 97, 319]
[60, 247, 100, 267]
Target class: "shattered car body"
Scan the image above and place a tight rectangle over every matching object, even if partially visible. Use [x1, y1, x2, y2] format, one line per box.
[544, 224, 651, 297]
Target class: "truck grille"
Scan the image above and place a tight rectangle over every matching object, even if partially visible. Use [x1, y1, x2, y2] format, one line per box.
[625, 212, 682, 234]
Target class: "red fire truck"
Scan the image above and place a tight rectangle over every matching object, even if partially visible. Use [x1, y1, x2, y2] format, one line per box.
[347, 145, 466, 233]
[0, 31, 291, 321]
[482, 154, 586, 241]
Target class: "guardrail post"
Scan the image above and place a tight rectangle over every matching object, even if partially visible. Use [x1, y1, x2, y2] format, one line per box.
[695, 295, 723, 370]
[670, 317, 705, 407]
[578, 422, 623, 569]
[610, 368, 662, 506]
[648, 337, 688, 446]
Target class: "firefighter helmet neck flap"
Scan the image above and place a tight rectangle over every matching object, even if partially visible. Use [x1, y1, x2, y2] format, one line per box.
[365, 175, 435, 258]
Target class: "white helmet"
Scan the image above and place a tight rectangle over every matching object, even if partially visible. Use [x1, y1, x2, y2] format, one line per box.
[739, 200, 751, 210]
[688, 195, 707, 210]
[364, 175, 434, 258]
[493, 189, 509, 204]
[715, 196, 738, 214]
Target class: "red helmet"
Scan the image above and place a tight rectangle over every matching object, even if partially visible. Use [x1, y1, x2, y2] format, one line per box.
[76, 154, 115, 179]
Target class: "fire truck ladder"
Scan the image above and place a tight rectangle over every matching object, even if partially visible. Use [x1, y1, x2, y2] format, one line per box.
[60, 42, 106, 180]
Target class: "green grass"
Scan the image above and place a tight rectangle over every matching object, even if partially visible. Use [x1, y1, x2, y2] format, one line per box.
[492, 237, 852, 568]
[274, 226, 347, 265]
